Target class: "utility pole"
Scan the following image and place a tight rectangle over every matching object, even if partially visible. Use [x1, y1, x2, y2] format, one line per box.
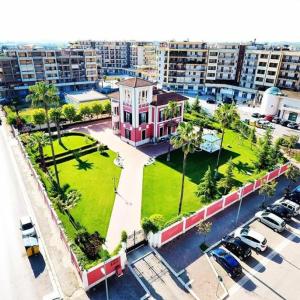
[235, 187, 244, 226]
[101, 267, 109, 300]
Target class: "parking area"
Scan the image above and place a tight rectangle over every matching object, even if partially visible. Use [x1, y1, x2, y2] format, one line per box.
[208, 216, 300, 300]
[128, 246, 193, 300]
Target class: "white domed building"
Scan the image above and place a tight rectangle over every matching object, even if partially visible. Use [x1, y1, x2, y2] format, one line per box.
[260, 87, 300, 123]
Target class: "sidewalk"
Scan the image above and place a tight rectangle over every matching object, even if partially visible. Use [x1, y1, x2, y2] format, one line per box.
[2, 121, 87, 299]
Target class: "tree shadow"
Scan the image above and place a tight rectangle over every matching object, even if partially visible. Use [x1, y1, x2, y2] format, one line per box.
[58, 139, 68, 150]
[28, 253, 46, 278]
[156, 148, 240, 185]
[75, 159, 94, 170]
[234, 161, 255, 176]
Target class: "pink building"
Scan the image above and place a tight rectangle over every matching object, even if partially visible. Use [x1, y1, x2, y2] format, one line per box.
[110, 78, 188, 146]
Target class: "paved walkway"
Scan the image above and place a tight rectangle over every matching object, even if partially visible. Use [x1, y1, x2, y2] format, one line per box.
[69, 120, 171, 251]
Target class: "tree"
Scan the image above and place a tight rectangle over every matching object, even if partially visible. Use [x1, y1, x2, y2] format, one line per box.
[217, 158, 235, 194]
[254, 128, 274, 171]
[27, 82, 61, 189]
[249, 127, 257, 149]
[62, 189, 81, 212]
[171, 122, 200, 215]
[32, 109, 46, 129]
[285, 164, 300, 189]
[164, 101, 179, 161]
[62, 104, 77, 123]
[27, 131, 49, 171]
[184, 101, 192, 114]
[79, 104, 92, 120]
[92, 102, 103, 119]
[269, 140, 282, 167]
[214, 104, 240, 175]
[196, 166, 216, 202]
[259, 179, 277, 207]
[104, 101, 111, 115]
[197, 221, 212, 249]
[285, 135, 298, 155]
[49, 107, 62, 143]
[191, 96, 200, 112]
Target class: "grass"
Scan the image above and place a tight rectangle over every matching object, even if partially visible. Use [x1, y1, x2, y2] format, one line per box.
[51, 150, 121, 239]
[44, 134, 94, 156]
[142, 129, 265, 222]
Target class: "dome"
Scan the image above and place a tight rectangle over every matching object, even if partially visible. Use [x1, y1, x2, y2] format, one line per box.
[265, 86, 282, 96]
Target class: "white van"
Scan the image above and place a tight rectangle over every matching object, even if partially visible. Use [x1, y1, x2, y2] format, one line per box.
[274, 198, 300, 216]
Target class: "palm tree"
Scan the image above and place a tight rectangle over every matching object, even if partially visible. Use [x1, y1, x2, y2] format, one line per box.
[171, 122, 201, 215]
[28, 131, 49, 171]
[214, 104, 239, 176]
[164, 101, 179, 161]
[27, 82, 61, 189]
[49, 106, 63, 143]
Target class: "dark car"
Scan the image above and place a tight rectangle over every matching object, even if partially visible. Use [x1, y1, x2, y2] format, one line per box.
[285, 185, 300, 204]
[0, 119, 2, 125]
[265, 205, 293, 221]
[223, 98, 233, 104]
[206, 99, 216, 104]
[251, 112, 261, 118]
[287, 122, 299, 130]
[272, 117, 281, 124]
[280, 120, 290, 127]
[210, 248, 242, 278]
[221, 235, 252, 260]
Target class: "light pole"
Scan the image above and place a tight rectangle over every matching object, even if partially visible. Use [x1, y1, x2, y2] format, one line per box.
[101, 267, 109, 300]
[216, 275, 223, 297]
[113, 176, 116, 193]
[235, 187, 244, 226]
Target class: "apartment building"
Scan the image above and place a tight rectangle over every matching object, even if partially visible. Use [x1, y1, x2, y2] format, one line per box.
[206, 43, 244, 84]
[71, 40, 130, 73]
[130, 42, 157, 68]
[0, 47, 98, 99]
[157, 41, 208, 92]
[277, 51, 300, 91]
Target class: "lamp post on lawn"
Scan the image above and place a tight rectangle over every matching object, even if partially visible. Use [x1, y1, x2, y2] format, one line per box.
[101, 266, 109, 300]
[113, 176, 116, 193]
[235, 187, 244, 226]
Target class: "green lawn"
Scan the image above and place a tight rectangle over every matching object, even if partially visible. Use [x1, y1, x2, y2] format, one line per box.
[44, 134, 94, 156]
[52, 150, 121, 239]
[142, 129, 265, 222]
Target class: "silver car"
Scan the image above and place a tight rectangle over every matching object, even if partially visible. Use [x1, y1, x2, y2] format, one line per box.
[274, 198, 300, 216]
[255, 211, 286, 232]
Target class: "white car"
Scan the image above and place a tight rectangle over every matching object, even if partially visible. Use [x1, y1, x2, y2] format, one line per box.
[274, 198, 300, 216]
[20, 216, 37, 238]
[234, 226, 267, 252]
[255, 211, 286, 232]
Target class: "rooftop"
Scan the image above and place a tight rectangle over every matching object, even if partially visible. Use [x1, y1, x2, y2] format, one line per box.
[65, 90, 108, 104]
[117, 77, 155, 88]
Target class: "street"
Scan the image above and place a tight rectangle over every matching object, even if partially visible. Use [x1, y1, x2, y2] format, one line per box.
[0, 124, 53, 300]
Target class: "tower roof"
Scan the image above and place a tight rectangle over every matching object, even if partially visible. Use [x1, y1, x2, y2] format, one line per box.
[265, 86, 282, 96]
[117, 77, 155, 88]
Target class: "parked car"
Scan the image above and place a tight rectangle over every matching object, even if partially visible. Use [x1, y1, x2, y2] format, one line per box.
[285, 185, 300, 204]
[242, 119, 250, 125]
[221, 235, 252, 260]
[251, 112, 261, 118]
[20, 216, 37, 238]
[287, 122, 299, 130]
[265, 205, 293, 221]
[271, 117, 281, 124]
[234, 226, 267, 252]
[210, 248, 243, 278]
[206, 99, 216, 104]
[280, 120, 290, 127]
[256, 119, 273, 129]
[255, 211, 286, 232]
[274, 198, 300, 216]
[264, 115, 274, 122]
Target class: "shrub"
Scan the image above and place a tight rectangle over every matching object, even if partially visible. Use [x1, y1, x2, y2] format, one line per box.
[7, 112, 17, 125]
[121, 230, 128, 243]
[141, 214, 165, 234]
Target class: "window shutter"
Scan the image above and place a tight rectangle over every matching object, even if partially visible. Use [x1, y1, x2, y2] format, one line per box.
[130, 113, 132, 125]
[146, 112, 148, 123]
[139, 114, 141, 125]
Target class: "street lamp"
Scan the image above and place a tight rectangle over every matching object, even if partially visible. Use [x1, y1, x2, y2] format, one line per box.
[235, 187, 244, 226]
[101, 267, 109, 300]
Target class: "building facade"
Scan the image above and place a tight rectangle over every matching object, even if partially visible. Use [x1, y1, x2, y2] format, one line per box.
[0, 47, 98, 99]
[110, 78, 187, 146]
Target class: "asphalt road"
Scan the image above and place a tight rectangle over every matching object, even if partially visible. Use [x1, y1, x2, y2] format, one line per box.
[0, 124, 53, 300]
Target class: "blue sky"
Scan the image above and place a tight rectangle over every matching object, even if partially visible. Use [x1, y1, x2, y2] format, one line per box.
[1, 0, 299, 42]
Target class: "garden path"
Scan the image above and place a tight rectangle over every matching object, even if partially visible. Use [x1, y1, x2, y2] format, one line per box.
[69, 120, 170, 251]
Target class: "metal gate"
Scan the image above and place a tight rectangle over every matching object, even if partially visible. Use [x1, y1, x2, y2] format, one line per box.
[126, 229, 147, 252]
